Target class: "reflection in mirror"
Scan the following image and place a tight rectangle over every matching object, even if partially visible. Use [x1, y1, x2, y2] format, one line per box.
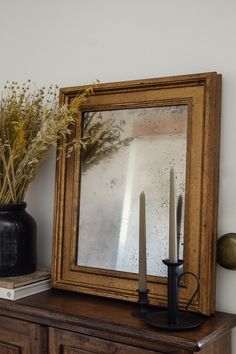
[77, 105, 187, 277]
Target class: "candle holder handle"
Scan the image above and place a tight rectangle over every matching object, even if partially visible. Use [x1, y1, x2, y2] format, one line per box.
[178, 271, 200, 311]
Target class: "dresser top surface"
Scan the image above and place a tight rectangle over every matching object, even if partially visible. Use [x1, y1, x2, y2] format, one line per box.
[0, 289, 235, 352]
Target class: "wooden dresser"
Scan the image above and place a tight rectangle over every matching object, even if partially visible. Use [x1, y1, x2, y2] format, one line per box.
[0, 289, 234, 354]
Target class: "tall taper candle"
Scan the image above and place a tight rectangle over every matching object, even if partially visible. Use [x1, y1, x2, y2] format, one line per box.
[139, 191, 147, 292]
[169, 167, 178, 263]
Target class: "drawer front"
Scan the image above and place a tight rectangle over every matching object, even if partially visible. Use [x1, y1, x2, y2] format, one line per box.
[0, 315, 47, 354]
[49, 327, 163, 354]
[63, 348, 92, 354]
[0, 342, 21, 354]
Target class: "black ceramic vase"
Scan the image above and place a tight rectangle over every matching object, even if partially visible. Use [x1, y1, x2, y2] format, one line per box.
[0, 202, 37, 276]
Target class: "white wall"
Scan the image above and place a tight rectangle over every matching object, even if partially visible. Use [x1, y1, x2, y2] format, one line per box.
[1, 0, 236, 350]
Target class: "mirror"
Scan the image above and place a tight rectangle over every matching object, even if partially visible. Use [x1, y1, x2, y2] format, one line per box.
[52, 73, 221, 315]
[77, 105, 187, 277]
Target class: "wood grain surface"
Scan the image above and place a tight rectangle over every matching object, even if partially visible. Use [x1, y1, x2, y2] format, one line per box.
[0, 290, 233, 353]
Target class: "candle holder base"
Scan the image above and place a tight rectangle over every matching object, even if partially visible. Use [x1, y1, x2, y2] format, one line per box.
[132, 290, 149, 318]
[145, 310, 205, 331]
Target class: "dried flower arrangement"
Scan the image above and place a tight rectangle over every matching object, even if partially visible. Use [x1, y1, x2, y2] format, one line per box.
[0, 80, 93, 204]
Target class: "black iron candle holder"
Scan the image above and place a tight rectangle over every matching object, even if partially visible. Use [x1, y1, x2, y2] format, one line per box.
[164, 259, 182, 325]
[145, 259, 205, 331]
[132, 290, 149, 318]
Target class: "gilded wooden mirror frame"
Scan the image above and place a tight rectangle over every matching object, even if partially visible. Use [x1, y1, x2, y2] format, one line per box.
[52, 72, 221, 315]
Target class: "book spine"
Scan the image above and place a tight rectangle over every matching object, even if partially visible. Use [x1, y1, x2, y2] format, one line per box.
[0, 288, 15, 300]
[14, 280, 51, 300]
[0, 279, 51, 301]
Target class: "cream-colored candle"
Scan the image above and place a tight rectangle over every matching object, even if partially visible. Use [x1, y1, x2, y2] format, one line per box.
[139, 191, 147, 292]
[169, 167, 178, 263]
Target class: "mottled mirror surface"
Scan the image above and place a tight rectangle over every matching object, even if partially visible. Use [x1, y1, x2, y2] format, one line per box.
[77, 106, 187, 277]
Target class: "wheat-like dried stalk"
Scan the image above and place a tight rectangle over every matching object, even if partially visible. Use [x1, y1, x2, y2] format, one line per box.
[0, 81, 93, 204]
[0, 81, 133, 204]
[80, 112, 133, 170]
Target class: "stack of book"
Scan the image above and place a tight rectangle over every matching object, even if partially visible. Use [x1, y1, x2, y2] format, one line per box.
[0, 269, 51, 300]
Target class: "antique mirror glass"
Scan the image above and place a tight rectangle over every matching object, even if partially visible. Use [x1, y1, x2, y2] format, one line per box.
[77, 106, 187, 277]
